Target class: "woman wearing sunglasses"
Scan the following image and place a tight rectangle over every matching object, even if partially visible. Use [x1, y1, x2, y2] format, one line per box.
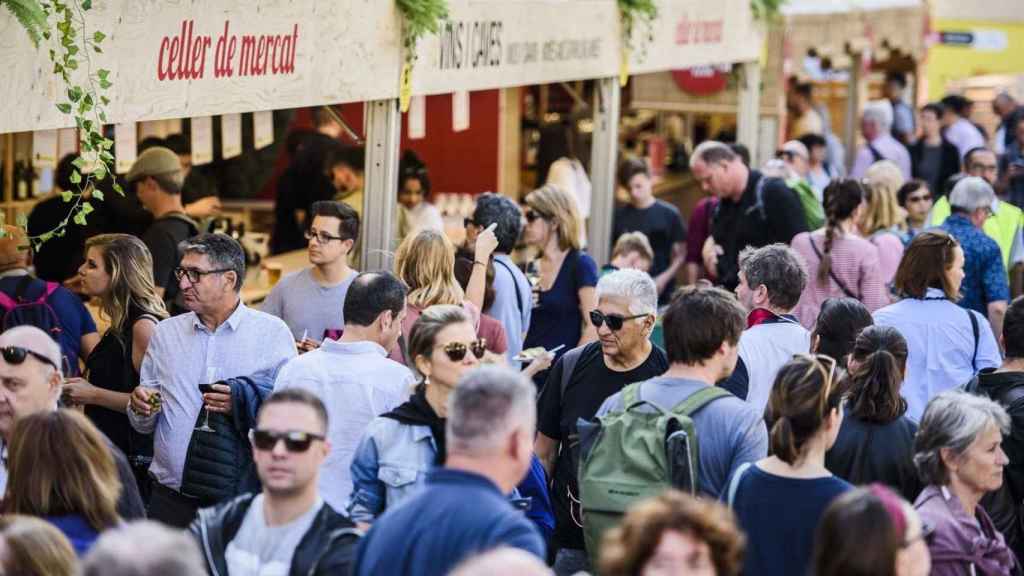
[726, 354, 852, 576]
[348, 305, 482, 524]
[813, 484, 932, 576]
[64, 234, 168, 498]
[521, 184, 599, 384]
[913, 390, 1017, 576]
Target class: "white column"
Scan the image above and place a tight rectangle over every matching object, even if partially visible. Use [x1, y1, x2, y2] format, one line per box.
[587, 77, 621, 267]
[844, 53, 865, 171]
[737, 61, 762, 166]
[361, 99, 402, 271]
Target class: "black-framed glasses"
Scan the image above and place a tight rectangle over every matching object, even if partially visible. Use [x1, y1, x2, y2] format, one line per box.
[174, 266, 233, 284]
[438, 339, 487, 362]
[524, 209, 550, 223]
[250, 429, 325, 453]
[0, 346, 59, 372]
[305, 229, 346, 244]
[590, 310, 648, 331]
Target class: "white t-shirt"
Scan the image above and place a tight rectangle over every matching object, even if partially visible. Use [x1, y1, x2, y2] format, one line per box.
[225, 495, 323, 576]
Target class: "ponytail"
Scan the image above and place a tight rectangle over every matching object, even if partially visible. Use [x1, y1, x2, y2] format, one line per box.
[769, 417, 801, 464]
[817, 180, 866, 287]
[766, 356, 843, 465]
[847, 326, 908, 423]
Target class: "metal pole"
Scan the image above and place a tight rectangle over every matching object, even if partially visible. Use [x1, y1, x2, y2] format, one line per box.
[361, 99, 401, 271]
[587, 77, 621, 267]
[737, 61, 762, 167]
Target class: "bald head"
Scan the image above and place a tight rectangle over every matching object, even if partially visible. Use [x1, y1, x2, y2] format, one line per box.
[449, 548, 553, 576]
[0, 326, 62, 370]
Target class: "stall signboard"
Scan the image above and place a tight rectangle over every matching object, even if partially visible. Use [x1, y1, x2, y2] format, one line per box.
[0, 0, 759, 133]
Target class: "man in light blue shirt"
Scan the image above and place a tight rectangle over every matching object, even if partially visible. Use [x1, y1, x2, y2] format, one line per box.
[465, 194, 532, 363]
[129, 234, 296, 527]
[274, 272, 415, 511]
[850, 101, 912, 180]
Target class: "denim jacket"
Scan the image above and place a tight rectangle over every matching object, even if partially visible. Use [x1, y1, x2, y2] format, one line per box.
[347, 416, 437, 523]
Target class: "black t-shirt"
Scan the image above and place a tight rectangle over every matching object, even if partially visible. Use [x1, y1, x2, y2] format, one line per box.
[711, 170, 808, 290]
[142, 213, 198, 312]
[537, 341, 669, 550]
[612, 200, 686, 301]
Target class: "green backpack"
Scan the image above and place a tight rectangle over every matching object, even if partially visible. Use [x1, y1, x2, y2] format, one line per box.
[577, 382, 729, 563]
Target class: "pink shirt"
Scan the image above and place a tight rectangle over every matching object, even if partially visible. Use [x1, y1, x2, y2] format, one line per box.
[869, 230, 905, 287]
[791, 230, 891, 328]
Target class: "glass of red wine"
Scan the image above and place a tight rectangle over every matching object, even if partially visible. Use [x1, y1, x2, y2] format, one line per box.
[196, 367, 218, 433]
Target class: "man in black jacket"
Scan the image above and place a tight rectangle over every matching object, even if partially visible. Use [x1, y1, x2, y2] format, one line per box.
[190, 389, 359, 575]
[971, 296, 1024, 559]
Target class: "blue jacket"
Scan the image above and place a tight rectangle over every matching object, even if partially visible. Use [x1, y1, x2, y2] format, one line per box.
[179, 367, 276, 506]
[46, 515, 99, 556]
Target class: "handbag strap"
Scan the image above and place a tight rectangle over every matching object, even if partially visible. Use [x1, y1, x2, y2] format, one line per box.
[808, 236, 858, 299]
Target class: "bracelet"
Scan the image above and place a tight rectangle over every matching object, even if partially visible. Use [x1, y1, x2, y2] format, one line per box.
[473, 261, 487, 268]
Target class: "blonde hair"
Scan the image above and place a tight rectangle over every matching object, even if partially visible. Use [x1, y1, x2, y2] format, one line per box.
[612, 232, 654, 262]
[525, 184, 583, 251]
[4, 410, 121, 532]
[85, 234, 169, 335]
[862, 161, 906, 234]
[0, 515, 77, 576]
[394, 229, 464, 309]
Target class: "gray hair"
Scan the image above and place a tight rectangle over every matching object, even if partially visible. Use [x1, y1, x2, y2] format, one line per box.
[914, 390, 1010, 486]
[863, 101, 894, 131]
[81, 520, 207, 576]
[178, 233, 246, 292]
[595, 268, 658, 316]
[690, 140, 737, 168]
[949, 176, 996, 213]
[450, 547, 554, 576]
[472, 193, 524, 254]
[738, 243, 808, 311]
[447, 366, 536, 455]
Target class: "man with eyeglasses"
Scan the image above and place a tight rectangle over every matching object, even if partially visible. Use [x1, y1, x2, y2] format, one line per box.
[534, 268, 667, 575]
[0, 325, 144, 519]
[273, 271, 415, 513]
[262, 201, 360, 352]
[129, 233, 296, 528]
[191, 388, 360, 576]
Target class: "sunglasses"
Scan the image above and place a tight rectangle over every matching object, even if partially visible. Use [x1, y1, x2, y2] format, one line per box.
[524, 209, 550, 223]
[438, 339, 487, 362]
[794, 353, 838, 409]
[590, 310, 648, 331]
[1, 346, 59, 372]
[250, 429, 325, 453]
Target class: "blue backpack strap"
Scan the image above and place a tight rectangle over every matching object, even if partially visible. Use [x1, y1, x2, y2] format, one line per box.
[727, 462, 753, 508]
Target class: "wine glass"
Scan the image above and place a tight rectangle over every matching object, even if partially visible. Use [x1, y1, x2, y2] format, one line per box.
[195, 367, 218, 433]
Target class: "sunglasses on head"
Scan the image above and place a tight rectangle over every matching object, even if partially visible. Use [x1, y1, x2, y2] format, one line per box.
[1, 346, 59, 372]
[589, 310, 648, 331]
[250, 429, 325, 453]
[439, 339, 487, 362]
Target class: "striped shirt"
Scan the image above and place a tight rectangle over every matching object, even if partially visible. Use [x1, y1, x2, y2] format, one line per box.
[791, 230, 891, 328]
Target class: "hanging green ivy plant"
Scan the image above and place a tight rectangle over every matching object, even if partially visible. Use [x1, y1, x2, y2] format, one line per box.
[618, 0, 657, 59]
[1, 0, 117, 249]
[751, 0, 787, 22]
[395, 0, 449, 112]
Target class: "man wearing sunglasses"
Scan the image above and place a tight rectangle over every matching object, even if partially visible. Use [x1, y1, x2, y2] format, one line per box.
[535, 269, 668, 574]
[262, 200, 360, 352]
[274, 271, 415, 512]
[129, 234, 296, 528]
[191, 389, 359, 576]
[354, 366, 544, 576]
[0, 325, 144, 519]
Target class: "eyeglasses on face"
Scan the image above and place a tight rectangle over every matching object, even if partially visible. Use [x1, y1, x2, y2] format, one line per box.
[589, 310, 648, 331]
[0, 346, 59, 372]
[174, 266, 233, 284]
[305, 229, 346, 244]
[524, 209, 550, 223]
[437, 339, 487, 362]
[250, 429, 325, 453]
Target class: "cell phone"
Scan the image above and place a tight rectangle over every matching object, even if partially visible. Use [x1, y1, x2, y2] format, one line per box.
[198, 383, 216, 394]
[666, 429, 696, 495]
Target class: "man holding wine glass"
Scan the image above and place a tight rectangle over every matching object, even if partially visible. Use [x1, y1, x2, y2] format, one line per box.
[129, 234, 296, 528]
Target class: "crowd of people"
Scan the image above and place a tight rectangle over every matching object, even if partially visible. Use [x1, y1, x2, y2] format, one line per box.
[1, 86, 1024, 576]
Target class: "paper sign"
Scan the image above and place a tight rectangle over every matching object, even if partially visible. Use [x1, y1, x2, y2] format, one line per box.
[191, 116, 214, 166]
[253, 111, 274, 150]
[400, 63, 413, 113]
[453, 91, 470, 133]
[57, 128, 77, 160]
[221, 113, 243, 159]
[32, 130, 59, 169]
[114, 123, 138, 174]
[408, 96, 426, 140]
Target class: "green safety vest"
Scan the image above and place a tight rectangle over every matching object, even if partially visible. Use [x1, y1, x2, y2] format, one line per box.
[931, 196, 1023, 272]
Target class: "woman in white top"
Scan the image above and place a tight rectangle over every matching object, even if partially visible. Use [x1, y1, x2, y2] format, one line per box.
[397, 151, 443, 239]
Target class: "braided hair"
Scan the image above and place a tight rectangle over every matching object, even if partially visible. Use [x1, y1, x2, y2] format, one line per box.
[818, 180, 866, 286]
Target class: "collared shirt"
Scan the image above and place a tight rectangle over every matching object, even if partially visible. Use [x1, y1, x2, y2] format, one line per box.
[945, 118, 987, 160]
[874, 288, 1001, 421]
[274, 338, 414, 510]
[489, 253, 533, 364]
[850, 133, 912, 180]
[940, 214, 1010, 313]
[128, 301, 296, 490]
